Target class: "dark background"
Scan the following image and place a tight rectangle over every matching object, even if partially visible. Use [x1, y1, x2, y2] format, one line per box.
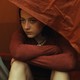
[0, 0, 19, 53]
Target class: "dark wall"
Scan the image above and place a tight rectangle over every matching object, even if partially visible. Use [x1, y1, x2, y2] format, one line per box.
[0, 0, 19, 53]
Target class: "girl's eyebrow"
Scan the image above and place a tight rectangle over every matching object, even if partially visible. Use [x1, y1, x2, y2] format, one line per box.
[20, 17, 25, 21]
[20, 17, 36, 20]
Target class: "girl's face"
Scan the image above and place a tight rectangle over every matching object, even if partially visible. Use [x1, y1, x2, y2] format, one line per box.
[20, 10, 44, 38]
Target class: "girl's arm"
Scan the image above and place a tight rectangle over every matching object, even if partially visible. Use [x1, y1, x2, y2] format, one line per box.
[29, 35, 77, 71]
[29, 51, 76, 71]
[10, 29, 61, 60]
[10, 29, 77, 71]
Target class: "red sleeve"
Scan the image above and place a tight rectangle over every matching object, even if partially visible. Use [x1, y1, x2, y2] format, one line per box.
[10, 29, 77, 71]
[29, 36, 77, 71]
[29, 52, 76, 71]
[10, 29, 61, 60]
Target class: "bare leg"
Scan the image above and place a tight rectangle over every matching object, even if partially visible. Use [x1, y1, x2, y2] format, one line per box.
[50, 71, 70, 80]
[8, 60, 33, 80]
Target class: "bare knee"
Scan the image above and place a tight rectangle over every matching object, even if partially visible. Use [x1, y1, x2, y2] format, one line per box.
[50, 71, 70, 80]
[12, 60, 28, 68]
[10, 60, 29, 73]
[8, 61, 32, 80]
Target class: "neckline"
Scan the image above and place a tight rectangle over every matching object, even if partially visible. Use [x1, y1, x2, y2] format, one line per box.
[37, 39, 46, 46]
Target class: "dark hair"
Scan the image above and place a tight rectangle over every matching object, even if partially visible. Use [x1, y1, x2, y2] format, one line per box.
[42, 25, 58, 38]
[19, 9, 21, 18]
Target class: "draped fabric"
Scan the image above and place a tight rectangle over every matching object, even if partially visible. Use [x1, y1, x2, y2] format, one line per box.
[8, 0, 80, 53]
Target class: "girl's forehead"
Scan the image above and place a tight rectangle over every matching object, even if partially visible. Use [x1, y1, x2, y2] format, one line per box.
[21, 10, 33, 18]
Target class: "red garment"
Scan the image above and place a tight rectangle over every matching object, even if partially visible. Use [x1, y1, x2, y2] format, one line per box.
[10, 28, 77, 71]
[8, 0, 80, 53]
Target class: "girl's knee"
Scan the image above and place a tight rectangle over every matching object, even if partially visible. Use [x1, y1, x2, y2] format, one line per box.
[10, 60, 29, 72]
[8, 61, 33, 80]
[50, 71, 70, 80]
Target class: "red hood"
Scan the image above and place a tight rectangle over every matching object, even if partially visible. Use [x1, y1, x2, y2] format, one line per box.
[8, 0, 80, 53]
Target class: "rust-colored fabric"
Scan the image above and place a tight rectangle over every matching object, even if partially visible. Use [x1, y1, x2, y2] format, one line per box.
[8, 0, 80, 53]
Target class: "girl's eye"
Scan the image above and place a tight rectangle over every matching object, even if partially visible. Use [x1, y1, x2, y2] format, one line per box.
[20, 18, 26, 23]
[29, 19, 37, 24]
[20, 17, 37, 24]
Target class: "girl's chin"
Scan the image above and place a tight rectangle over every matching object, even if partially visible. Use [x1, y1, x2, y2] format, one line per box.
[27, 35, 36, 38]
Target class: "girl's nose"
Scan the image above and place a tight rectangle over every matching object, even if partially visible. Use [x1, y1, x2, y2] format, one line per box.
[24, 21, 30, 30]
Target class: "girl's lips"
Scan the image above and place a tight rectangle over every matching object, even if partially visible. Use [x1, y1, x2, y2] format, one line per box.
[26, 32, 33, 34]
[25, 30, 32, 33]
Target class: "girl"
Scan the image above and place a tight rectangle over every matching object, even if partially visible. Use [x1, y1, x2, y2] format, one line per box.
[8, 0, 78, 80]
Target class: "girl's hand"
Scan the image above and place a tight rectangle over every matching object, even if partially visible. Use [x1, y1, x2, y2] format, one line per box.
[11, 58, 16, 65]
